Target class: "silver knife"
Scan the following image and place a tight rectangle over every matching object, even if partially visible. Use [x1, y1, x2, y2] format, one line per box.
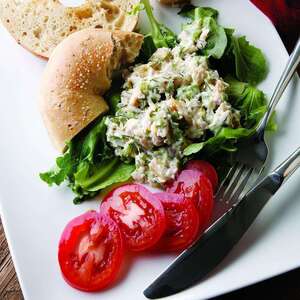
[144, 146, 300, 299]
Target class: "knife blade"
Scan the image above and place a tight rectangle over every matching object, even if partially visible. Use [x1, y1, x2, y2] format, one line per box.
[144, 147, 300, 299]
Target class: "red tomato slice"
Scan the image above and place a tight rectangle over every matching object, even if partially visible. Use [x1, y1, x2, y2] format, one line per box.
[185, 160, 219, 191]
[58, 211, 124, 292]
[166, 169, 214, 233]
[101, 184, 166, 251]
[154, 192, 199, 252]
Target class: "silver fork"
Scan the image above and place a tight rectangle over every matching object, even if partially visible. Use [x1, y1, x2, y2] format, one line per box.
[212, 38, 300, 222]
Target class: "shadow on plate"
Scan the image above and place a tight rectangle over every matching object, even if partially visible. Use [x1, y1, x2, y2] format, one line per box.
[200, 171, 300, 285]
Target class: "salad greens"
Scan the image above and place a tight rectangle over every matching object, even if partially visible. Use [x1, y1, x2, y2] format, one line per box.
[176, 5, 274, 158]
[179, 6, 227, 59]
[226, 77, 276, 131]
[178, 5, 268, 84]
[136, 0, 177, 62]
[141, 0, 177, 49]
[40, 1, 275, 202]
[183, 76, 276, 158]
[40, 116, 135, 204]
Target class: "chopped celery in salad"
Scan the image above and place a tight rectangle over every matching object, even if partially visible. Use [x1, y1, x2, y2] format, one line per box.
[105, 26, 240, 185]
[40, 2, 275, 203]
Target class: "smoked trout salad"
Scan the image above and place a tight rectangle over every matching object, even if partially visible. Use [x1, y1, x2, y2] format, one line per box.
[41, 2, 277, 292]
[40, 3, 275, 202]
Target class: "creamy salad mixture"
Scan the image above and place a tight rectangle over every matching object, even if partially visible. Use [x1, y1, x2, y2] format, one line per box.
[106, 19, 241, 186]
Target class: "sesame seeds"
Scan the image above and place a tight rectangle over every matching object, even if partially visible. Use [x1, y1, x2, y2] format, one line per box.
[40, 29, 140, 151]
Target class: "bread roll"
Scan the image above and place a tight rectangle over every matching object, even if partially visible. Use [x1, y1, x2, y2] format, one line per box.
[0, 0, 139, 58]
[40, 29, 143, 152]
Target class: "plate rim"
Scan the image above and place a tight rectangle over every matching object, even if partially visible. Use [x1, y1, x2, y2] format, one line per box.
[0, 1, 299, 299]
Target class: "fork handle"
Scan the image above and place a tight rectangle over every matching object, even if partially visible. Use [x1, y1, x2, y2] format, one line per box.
[257, 38, 300, 136]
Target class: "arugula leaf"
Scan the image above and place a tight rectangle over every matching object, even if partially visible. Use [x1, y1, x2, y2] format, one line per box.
[231, 36, 268, 85]
[129, 2, 144, 16]
[133, 0, 177, 60]
[220, 35, 268, 85]
[40, 117, 134, 203]
[137, 34, 157, 63]
[202, 17, 227, 59]
[184, 127, 253, 156]
[107, 92, 121, 115]
[179, 5, 218, 19]
[249, 106, 277, 132]
[141, 0, 177, 49]
[39, 144, 76, 186]
[179, 6, 267, 84]
[104, 76, 124, 114]
[84, 162, 135, 192]
[226, 76, 276, 130]
[74, 158, 118, 189]
[79, 117, 111, 162]
[183, 143, 204, 156]
[184, 77, 276, 157]
[179, 6, 227, 59]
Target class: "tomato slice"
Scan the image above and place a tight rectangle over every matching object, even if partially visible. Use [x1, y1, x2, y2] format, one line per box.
[185, 160, 219, 191]
[154, 192, 199, 251]
[166, 169, 214, 233]
[58, 211, 124, 292]
[101, 184, 166, 251]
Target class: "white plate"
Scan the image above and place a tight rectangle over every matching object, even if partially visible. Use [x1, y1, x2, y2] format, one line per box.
[0, 0, 300, 299]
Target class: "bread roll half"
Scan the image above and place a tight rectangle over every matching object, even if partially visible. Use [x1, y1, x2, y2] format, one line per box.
[40, 29, 143, 152]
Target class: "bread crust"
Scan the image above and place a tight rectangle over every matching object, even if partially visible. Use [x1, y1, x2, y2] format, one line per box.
[0, 0, 139, 58]
[39, 29, 143, 152]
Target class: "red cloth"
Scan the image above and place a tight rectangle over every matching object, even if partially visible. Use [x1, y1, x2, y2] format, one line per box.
[251, 0, 300, 53]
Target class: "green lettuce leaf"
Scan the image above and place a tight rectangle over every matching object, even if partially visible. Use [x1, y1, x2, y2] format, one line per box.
[179, 5, 218, 19]
[129, 2, 144, 16]
[141, 0, 177, 49]
[137, 34, 157, 63]
[39, 151, 74, 186]
[83, 162, 135, 192]
[179, 6, 227, 59]
[231, 36, 268, 85]
[226, 76, 276, 130]
[104, 75, 123, 114]
[183, 77, 276, 157]
[218, 31, 268, 84]
[179, 6, 267, 84]
[202, 17, 227, 59]
[184, 127, 253, 156]
[40, 117, 134, 203]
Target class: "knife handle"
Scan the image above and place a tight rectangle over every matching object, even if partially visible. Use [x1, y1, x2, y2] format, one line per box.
[199, 146, 300, 281]
[229, 146, 300, 235]
[143, 147, 300, 299]
[272, 146, 300, 187]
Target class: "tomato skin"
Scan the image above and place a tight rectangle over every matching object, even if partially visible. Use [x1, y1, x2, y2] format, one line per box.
[58, 211, 124, 292]
[185, 160, 219, 191]
[166, 169, 214, 233]
[154, 192, 200, 252]
[101, 184, 166, 252]
[196, 175, 214, 232]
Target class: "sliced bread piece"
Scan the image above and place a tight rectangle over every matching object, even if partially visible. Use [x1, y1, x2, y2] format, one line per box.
[0, 0, 139, 58]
